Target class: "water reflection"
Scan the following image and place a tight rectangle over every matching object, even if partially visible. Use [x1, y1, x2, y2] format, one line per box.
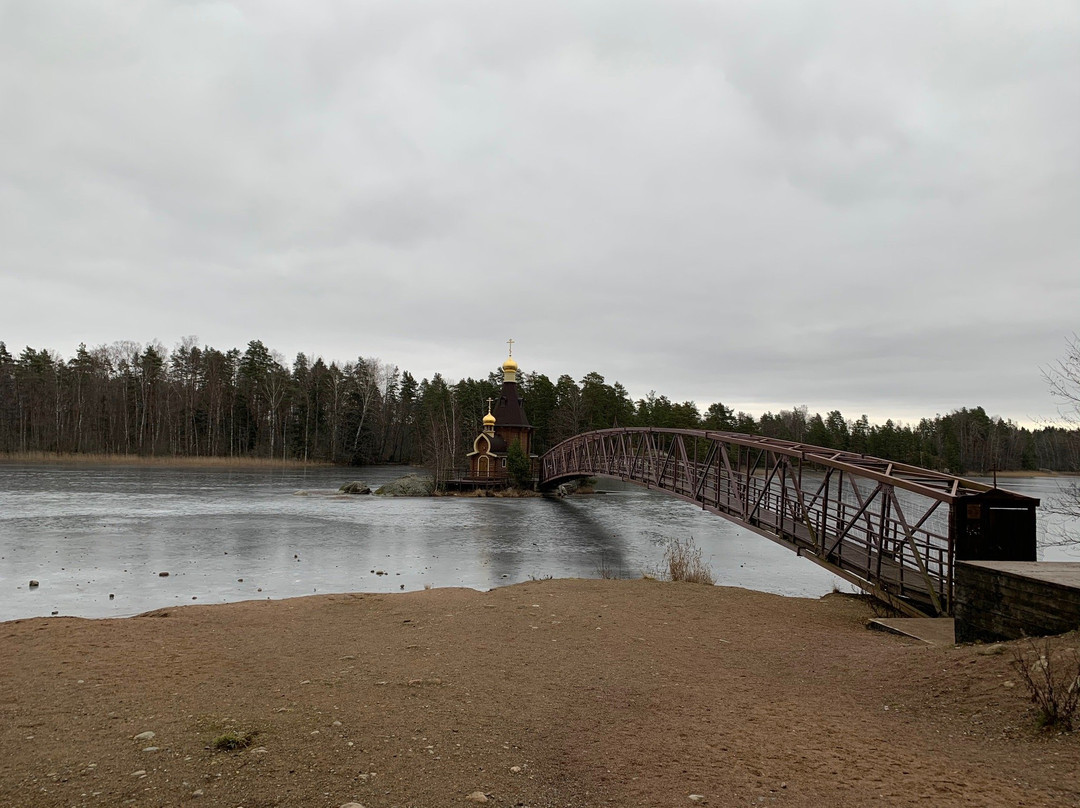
[545, 495, 633, 575]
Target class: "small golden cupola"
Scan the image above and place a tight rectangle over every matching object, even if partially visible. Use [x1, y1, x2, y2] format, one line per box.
[483, 398, 496, 435]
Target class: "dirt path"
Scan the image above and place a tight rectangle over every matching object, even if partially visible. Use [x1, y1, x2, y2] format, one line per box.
[1, 579, 1077, 807]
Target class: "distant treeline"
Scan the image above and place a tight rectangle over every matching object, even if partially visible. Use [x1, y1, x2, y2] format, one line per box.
[1, 339, 1078, 477]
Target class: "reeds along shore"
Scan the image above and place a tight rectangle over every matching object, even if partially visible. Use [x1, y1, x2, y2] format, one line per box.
[0, 452, 334, 469]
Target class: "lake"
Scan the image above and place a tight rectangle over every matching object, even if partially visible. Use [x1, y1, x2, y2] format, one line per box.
[1, 464, 1076, 622]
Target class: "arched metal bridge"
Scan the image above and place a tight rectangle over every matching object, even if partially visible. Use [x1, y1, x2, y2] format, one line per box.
[539, 428, 1039, 617]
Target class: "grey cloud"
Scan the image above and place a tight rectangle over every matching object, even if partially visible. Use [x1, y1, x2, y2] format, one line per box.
[1, 1, 1077, 427]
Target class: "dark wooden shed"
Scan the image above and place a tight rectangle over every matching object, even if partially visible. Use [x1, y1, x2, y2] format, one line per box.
[951, 489, 1039, 562]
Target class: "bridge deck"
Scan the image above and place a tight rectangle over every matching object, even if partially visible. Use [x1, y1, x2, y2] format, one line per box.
[540, 428, 1038, 617]
[631, 470, 939, 610]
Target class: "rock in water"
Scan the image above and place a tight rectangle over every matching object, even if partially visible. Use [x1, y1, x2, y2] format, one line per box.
[338, 481, 371, 495]
[373, 474, 435, 497]
[28, 580, 39, 587]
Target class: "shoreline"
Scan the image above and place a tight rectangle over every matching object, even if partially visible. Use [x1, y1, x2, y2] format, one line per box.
[1, 452, 1077, 478]
[977, 469, 1080, 478]
[0, 451, 337, 469]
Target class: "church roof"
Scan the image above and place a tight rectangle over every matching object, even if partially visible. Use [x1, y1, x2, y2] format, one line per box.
[492, 380, 531, 429]
[469, 432, 508, 456]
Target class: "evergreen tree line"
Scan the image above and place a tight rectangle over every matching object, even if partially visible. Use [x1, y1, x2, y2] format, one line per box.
[1, 339, 1077, 475]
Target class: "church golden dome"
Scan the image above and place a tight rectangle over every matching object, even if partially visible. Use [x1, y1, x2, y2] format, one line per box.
[483, 411, 496, 425]
[501, 339, 519, 382]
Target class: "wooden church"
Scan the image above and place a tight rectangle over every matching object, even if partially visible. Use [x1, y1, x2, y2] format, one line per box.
[464, 341, 535, 484]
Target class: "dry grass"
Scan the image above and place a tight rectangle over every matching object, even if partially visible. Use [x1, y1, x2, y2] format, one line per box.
[595, 552, 617, 580]
[0, 452, 332, 469]
[1010, 636, 1080, 731]
[663, 536, 715, 585]
[211, 729, 259, 752]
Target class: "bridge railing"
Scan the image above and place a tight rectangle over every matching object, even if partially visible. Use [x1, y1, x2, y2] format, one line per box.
[540, 428, 1037, 616]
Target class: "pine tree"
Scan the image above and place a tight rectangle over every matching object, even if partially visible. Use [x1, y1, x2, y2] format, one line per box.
[507, 439, 532, 490]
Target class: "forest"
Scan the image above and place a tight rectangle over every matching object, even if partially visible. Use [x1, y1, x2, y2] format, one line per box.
[1, 338, 1078, 480]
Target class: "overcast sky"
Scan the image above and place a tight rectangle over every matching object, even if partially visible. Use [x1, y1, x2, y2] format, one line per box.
[1, 1, 1077, 427]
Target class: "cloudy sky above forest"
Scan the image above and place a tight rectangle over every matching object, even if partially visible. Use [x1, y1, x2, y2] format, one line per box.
[1, 1, 1078, 426]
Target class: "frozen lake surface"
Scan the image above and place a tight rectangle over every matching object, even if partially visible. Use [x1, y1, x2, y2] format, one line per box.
[1, 464, 1075, 621]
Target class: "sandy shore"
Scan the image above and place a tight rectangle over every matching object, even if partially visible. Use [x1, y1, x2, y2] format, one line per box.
[1, 579, 1078, 807]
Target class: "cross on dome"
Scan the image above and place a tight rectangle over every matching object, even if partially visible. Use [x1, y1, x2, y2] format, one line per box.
[502, 338, 519, 376]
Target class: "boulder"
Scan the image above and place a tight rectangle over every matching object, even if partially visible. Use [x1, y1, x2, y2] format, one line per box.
[338, 481, 371, 495]
[373, 474, 435, 497]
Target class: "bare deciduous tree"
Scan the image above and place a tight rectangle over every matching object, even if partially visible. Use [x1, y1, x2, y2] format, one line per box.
[1043, 335, 1080, 546]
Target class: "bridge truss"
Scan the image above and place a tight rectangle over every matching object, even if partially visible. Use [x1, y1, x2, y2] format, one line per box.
[540, 428, 1039, 617]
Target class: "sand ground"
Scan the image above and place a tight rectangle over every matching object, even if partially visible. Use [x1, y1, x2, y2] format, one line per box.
[1, 579, 1078, 808]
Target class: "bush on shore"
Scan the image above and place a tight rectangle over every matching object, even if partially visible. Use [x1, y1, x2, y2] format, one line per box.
[664, 536, 715, 585]
[1010, 636, 1080, 731]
